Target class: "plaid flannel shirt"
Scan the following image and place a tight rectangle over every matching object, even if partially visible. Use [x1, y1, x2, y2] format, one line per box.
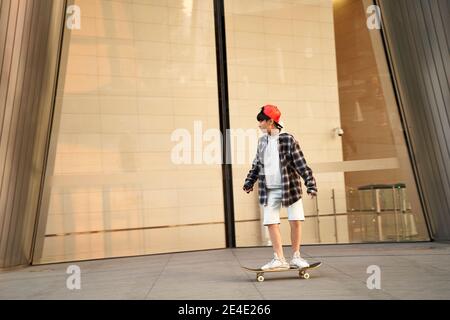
[243, 132, 317, 207]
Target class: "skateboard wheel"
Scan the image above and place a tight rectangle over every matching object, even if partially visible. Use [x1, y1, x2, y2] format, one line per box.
[303, 273, 310, 279]
[257, 275, 265, 282]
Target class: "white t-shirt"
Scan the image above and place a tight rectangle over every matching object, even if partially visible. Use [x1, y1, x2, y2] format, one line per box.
[264, 131, 282, 189]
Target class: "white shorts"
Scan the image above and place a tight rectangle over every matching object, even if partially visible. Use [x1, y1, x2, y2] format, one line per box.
[262, 188, 305, 225]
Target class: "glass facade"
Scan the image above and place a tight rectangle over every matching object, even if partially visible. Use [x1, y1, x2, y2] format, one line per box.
[33, 0, 226, 264]
[227, 0, 429, 246]
[33, 0, 429, 264]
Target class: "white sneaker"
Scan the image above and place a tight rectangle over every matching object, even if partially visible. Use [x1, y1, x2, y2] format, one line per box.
[261, 253, 290, 271]
[290, 252, 310, 269]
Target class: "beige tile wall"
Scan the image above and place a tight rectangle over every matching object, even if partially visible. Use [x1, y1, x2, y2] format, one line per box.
[225, 0, 349, 246]
[37, 0, 226, 263]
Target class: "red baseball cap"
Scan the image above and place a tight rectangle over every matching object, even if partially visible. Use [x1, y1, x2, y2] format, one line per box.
[263, 105, 281, 123]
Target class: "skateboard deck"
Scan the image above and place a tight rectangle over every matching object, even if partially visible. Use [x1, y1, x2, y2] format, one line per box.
[242, 262, 322, 282]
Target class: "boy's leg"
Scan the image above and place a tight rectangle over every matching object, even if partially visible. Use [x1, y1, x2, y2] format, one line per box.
[262, 189, 287, 263]
[287, 198, 306, 255]
[289, 220, 302, 254]
[267, 224, 284, 259]
[288, 219, 309, 268]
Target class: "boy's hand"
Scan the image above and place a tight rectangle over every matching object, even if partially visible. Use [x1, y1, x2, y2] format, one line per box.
[308, 191, 317, 199]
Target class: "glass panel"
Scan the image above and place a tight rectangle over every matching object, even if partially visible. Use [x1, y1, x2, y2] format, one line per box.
[226, 0, 429, 247]
[34, 0, 225, 264]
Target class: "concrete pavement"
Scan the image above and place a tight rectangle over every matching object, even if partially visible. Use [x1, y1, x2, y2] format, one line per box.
[1, 242, 450, 300]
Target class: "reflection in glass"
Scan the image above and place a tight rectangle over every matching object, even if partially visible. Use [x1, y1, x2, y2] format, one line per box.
[227, 0, 429, 247]
[34, 0, 225, 264]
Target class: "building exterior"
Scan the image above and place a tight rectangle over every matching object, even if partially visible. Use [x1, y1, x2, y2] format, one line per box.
[0, 0, 448, 268]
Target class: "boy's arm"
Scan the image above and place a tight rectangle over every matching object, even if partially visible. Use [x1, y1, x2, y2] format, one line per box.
[243, 154, 260, 190]
[290, 138, 317, 194]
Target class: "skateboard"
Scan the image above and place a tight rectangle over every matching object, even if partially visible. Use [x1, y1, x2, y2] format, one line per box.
[242, 262, 322, 282]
